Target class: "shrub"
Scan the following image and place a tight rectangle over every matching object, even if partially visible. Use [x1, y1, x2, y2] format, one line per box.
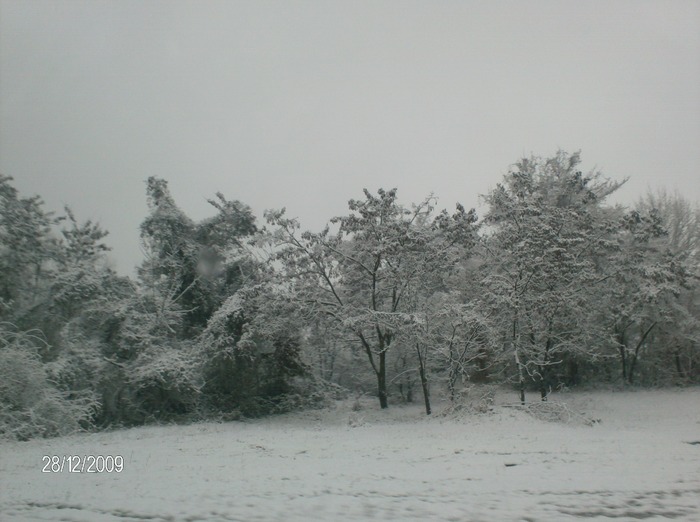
[0, 327, 98, 440]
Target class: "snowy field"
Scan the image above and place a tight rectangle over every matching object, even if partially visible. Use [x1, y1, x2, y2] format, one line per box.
[1, 389, 699, 521]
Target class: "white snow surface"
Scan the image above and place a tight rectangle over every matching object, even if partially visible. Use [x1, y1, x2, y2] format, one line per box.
[1, 389, 699, 521]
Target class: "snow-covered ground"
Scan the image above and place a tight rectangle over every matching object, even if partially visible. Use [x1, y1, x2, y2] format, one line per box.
[1, 388, 699, 521]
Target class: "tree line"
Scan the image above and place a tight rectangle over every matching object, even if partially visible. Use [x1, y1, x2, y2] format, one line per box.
[1, 151, 698, 439]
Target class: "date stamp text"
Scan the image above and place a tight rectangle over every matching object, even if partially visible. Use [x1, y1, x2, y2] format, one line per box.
[42, 455, 124, 473]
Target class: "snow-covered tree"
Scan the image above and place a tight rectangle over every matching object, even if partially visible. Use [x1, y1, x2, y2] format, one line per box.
[0, 175, 60, 326]
[481, 151, 625, 401]
[266, 188, 477, 409]
[634, 190, 700, 383]
[599, 205, 693, 384]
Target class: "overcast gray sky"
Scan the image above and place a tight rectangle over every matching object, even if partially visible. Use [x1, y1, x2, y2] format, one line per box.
[1, 0, 699, 275]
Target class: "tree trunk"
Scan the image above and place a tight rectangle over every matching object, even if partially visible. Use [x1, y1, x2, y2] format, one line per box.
[416, 344, 431, 415]
[674, 351, 686, 380]
[419, 376, 430, 415]
[627, 322, 656, 385]
[473, 347, 489, 383]
[358, 331, 388, 409]
[619, 347, 627, 382]
[448, 350, 457, 402]
[513, 318, 526, 405]
[540, 336, 552, 401]
[377, 351, 388, 409]
[514, 343, 526, 405]
[539, 377, 548, 401]
[567, 358, 579, 386]
[447, 329, 460, 402]
[617, 329, 628, 383]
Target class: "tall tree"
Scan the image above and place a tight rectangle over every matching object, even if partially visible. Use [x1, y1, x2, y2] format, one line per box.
[267, 188, 477, 409]
[139, 178, 258, 337]
[0, 175, 58, 324]
[601, 202, 693, 384]
[635, 190, 700, 382]
[481, 151, 624, 401]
